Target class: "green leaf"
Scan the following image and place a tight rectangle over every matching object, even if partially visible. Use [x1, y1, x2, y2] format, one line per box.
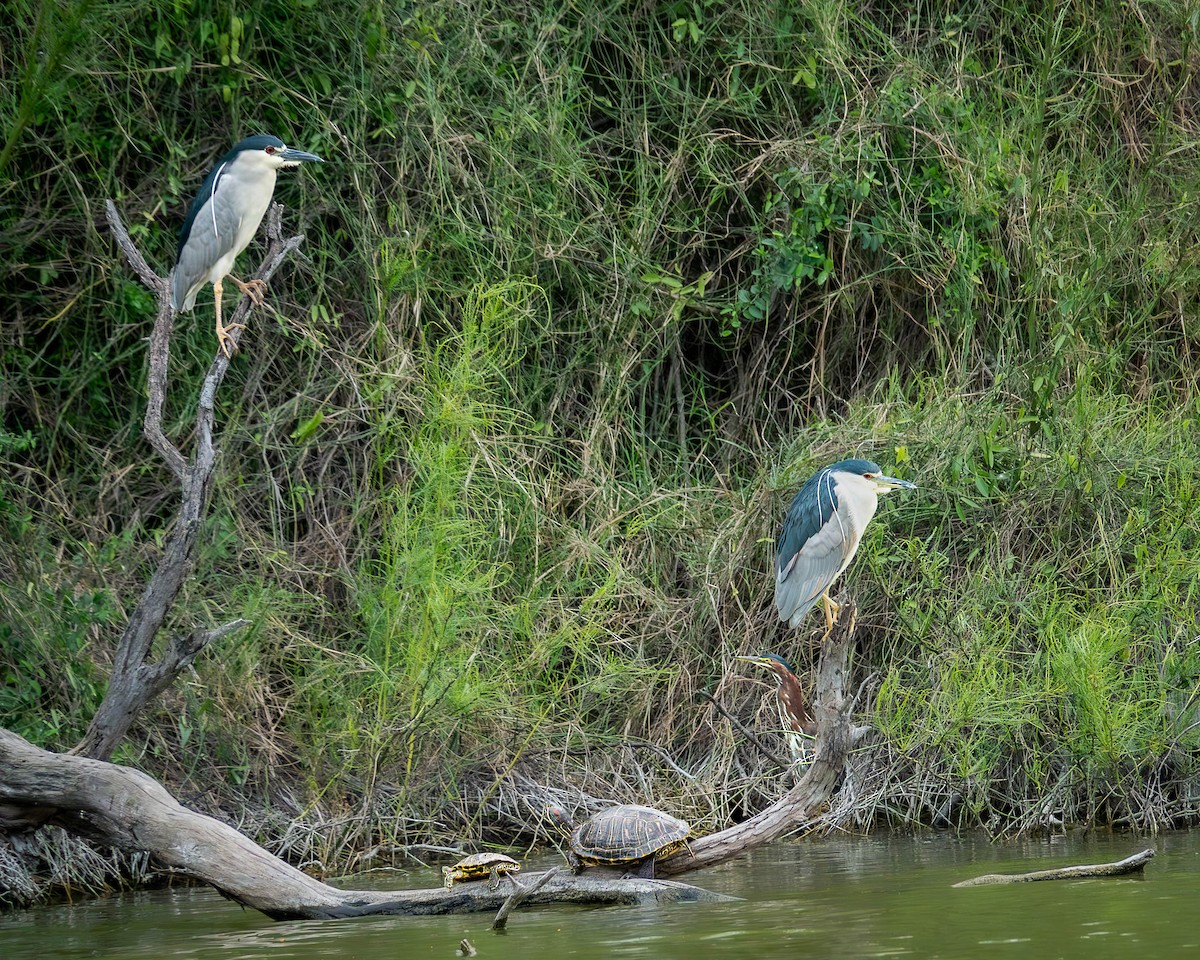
[291, 412, 325, 443]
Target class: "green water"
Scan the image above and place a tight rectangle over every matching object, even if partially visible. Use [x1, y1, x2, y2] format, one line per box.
[4, 831, 1198, 959]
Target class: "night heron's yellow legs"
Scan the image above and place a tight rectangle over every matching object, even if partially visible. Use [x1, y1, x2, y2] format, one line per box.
[821, 592, 840, 634]
[229, 275, 267, 304]
[213, 276, 266, 358]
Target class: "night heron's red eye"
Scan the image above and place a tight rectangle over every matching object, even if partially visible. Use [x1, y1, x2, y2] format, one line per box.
[265, 145, 276, 154]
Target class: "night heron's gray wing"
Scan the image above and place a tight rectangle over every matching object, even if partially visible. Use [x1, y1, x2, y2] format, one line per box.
[170, 161, 243, 311]
[774, 468, 854, 627]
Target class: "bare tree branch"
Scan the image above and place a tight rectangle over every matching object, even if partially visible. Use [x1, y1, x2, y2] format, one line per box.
[103, 199, 169, 293]
[954, 849, 1154, 886]
[136, 620, 252, 699]
[492, 867, 560, 930]
[104, 199, 184, 479]
[655, 606, 858, 877]
[73, 202, 305, 761]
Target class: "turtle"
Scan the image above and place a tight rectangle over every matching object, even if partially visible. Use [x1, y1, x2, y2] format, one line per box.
[548, 803, 691, 879]
[442, 852, 522, 890]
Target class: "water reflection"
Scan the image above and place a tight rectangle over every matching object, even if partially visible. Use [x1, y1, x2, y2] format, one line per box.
[6, 831, 1199, 960]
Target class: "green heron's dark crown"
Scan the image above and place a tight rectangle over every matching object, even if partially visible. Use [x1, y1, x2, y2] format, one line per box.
[756, 652, 795, 673]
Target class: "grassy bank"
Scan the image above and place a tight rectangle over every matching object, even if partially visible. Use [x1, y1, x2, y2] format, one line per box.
[4, 0, 1200, 899]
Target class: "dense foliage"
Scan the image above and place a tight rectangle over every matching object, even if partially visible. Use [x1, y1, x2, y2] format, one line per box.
[4, 0, 1200, 863]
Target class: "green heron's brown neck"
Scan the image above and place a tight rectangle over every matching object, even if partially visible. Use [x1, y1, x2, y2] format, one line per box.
[738, 654, 816, 735]
[775, 669, 816, 736]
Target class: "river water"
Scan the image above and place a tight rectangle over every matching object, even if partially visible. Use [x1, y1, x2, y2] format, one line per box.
[4, 830, 1198, 959]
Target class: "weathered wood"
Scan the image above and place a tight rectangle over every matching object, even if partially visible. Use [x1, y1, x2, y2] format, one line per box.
[655, 606, 857, 877]
[492, 867, 560, 930]
[0, 607, 859, 918]
[0, 728, 729, 919]
[103, 200, 184, 480]
[72, 203, 303, 762]
[953, 848, 1155, 887]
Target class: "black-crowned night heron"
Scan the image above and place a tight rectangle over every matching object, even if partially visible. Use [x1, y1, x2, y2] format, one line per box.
[171, 134, 323, 357]
[736, 652, 817, 764]
[776, 458, 915, 632]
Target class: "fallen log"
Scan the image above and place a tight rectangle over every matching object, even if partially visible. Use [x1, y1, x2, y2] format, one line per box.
[953, 848, 1155, 887]
[0, 727, 731, 919]
[0, 611, 860, 918]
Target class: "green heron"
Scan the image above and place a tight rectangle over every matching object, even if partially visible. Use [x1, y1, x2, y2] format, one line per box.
[171, 135, 324, 357]
[736, 652, 817, 764]
[776, 458, 915, 632]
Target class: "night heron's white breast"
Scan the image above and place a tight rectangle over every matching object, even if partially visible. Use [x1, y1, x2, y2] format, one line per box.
[206, 164, 279, 282]
[172, 157, 280, 312]
[829, 473, 880, 576]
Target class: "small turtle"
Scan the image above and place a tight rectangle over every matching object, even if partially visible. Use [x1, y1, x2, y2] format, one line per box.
[442, 852, 522, 890]
[548, 803, 691, 879]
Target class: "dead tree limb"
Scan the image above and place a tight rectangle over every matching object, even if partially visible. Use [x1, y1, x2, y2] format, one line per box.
[0, 607, 858, 918]
[103, 201, 184, 480]
[953, 848, 1155, 887]
[492, 867, 560, 930]
[0, 729, 729, 920]
[71, 202, 304, 762]
[654, 605, 857, 877]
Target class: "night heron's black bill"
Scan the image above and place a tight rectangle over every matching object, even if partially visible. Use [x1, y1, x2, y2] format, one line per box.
[878, 475, 917, 490]
[280, 147, 324, 163]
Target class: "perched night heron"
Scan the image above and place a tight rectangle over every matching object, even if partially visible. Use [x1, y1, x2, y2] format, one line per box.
[776, 458, 915, 632]
[736, 652, 817, 764]
[171, 134, 324, 357]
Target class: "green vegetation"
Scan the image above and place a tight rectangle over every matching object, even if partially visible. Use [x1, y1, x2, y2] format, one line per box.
[4, 0, 1200, 867]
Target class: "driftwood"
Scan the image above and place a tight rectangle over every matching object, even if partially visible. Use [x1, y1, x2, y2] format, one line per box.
[953, 848, 1155, 887]
[72, 201, 304, 763]
[492, 868, 560, 930]
[0, 613, 860, 919]
[0, 728, 728, 919]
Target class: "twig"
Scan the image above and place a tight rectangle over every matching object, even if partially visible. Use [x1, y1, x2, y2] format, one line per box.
[847, 670, 880, 743]
[492, 867, 558, 930]
[623, 741, 698, 781]
[848, 670, 879, 714]
[697, 689, 789, 771]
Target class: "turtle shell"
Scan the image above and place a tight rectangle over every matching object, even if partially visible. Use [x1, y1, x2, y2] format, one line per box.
[442, 852, 521, 889]
[569, 804, 690, 866]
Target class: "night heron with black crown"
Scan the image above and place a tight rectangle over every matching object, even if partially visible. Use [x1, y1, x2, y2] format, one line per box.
[171, 134, 323, 357]
[775, 458, 915, 633]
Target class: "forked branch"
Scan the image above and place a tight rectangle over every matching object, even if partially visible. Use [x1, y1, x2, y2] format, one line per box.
[72, 203, 304, 761]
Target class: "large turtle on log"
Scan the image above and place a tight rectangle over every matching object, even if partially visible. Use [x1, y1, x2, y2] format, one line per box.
[548, 803, 691, 879]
